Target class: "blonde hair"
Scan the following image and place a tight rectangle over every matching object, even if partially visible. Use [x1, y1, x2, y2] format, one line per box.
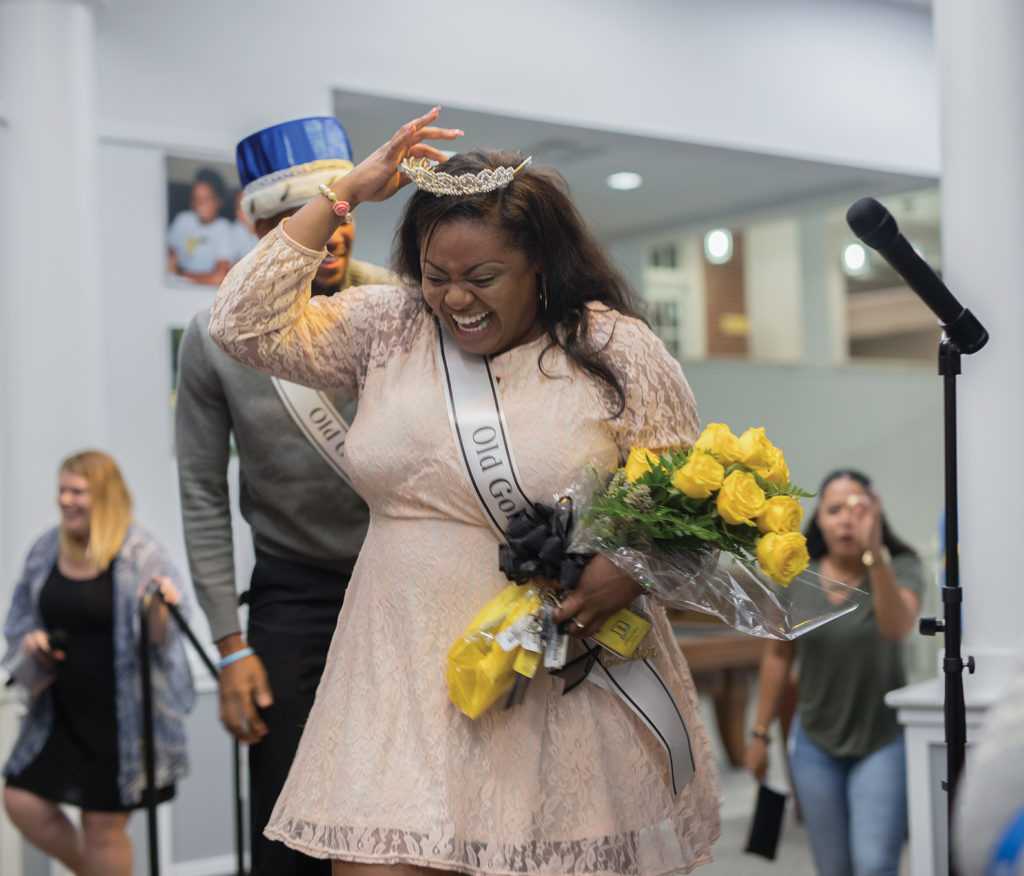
[58, 450, 133, 571]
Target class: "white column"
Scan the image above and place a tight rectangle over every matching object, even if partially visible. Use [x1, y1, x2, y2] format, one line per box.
[0, 0, 106, 577]
[934, 0, 1024, 677]
[745, 218, 803, 362]
[801, 211, 849, 365]
[888, 2, 1024, 874]
[0, 3, 104, 873]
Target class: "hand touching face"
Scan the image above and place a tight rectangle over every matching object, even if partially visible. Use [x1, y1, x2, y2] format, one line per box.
[815, 476, 883, 559]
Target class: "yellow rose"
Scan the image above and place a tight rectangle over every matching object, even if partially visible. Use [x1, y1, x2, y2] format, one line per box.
[716, 470, 767, 526]
[693, 423, 742, 466]
[756, 531, 810, 587]
[672, 452, 725, 499]
[623, 447, 660, 483]
[738, 427, 777, 470]
[757, 447, 790, 487]
[756, 495, 804, 533]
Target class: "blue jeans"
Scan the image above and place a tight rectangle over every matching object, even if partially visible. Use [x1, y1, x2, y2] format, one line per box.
[788, 719, 908, 876]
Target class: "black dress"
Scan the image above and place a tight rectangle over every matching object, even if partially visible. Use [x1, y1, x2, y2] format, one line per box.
[6, 563, 174, 812]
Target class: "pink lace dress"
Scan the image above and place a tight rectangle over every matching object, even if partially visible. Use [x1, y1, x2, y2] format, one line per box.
[210, 226, 721, 875]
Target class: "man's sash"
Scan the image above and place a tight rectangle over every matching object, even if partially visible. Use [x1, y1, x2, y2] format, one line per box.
[271, 377, 354, 488]
[435, 324, 695, 796]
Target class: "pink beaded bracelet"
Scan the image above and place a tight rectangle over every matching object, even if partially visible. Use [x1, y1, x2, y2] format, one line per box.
[317, 183, 354, 224]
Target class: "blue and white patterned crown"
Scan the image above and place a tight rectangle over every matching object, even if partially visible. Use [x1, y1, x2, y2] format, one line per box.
[236, 117, 355, 222]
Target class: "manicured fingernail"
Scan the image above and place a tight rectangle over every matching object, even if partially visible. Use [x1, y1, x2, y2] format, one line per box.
[451, 129, 464, 136]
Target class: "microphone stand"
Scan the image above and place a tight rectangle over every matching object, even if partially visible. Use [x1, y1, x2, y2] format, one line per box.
[846, 197, 988, 876]
[919, 336, 976, 876]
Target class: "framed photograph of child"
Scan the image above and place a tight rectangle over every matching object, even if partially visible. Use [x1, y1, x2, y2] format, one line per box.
[165, 155, 257, 287]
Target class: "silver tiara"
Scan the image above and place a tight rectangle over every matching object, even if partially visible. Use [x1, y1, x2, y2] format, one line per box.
[400, 156, 532, 197]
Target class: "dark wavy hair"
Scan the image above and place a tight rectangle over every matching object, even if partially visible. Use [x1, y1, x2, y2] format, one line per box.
[393, 150, 647, 416]
[803, 468, 917, 560]
[193, 166, 227, 203]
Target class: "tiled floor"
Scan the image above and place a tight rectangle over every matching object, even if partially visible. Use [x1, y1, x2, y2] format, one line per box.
[695, 692, 909, 875]
[703, 764, 817, 874]
[694, 689, 818, 874]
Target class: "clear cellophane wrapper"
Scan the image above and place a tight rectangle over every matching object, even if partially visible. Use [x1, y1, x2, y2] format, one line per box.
[584, 543, 865, 640]
[563, 476, 868, 641]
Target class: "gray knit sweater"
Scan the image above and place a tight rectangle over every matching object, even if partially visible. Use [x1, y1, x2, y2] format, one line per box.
[174, 259, 396, 640]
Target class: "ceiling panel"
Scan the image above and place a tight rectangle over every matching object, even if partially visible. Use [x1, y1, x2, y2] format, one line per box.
[333, 89, 937, 245]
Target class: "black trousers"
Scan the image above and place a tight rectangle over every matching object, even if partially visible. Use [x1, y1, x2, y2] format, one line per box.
[246, 550, 350, 876]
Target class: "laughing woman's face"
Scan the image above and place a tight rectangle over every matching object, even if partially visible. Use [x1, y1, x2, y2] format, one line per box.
[420, 218, 543, 357]
[58, 469, 93, 541]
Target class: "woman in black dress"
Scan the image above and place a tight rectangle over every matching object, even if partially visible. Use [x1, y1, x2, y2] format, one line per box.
[3, 450, 194, 875]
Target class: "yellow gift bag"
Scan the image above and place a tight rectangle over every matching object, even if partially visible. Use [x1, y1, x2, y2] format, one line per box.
[446, 583, 542, 719]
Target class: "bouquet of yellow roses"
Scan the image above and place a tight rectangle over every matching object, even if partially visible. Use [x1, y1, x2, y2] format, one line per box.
[445, 423, 865, 719]
[570, 423, 864, 639]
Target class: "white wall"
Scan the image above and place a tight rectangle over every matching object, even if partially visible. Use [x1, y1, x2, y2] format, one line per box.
[0, 1, 944, 871]
[0, 0, 942, 586]
[94, 0, 938, 172]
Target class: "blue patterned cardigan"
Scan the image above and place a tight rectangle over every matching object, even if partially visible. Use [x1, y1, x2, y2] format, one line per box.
[3, 525, 195, 806]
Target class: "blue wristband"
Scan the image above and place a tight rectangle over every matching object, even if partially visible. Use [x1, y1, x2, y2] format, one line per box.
[218, 647, 255, 670]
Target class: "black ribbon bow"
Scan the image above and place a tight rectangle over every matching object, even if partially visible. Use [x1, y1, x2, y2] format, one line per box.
[496, 497, 606, 703]
[498, 498, 591, 591]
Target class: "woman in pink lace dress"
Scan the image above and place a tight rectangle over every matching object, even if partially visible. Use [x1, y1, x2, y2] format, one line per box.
[209, 108, 721, 876]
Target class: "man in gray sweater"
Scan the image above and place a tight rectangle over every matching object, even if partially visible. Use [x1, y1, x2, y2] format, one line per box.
[174, 117, 396, 876]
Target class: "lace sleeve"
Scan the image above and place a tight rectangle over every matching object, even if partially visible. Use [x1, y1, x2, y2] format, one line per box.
[209, 224, 411, 395]
[595, 310, 701, 456]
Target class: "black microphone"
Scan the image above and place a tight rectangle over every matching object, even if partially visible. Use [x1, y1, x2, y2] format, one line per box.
[846, 197, 988, 354]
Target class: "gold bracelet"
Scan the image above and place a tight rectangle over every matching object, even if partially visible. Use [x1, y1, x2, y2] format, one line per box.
[862, 546, 892, 568]
[751, 724, 772, 743]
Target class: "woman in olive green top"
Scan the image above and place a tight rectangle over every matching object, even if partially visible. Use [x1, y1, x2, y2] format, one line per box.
[745, 469, 925, 876]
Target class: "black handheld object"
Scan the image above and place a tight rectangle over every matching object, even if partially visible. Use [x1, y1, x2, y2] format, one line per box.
[744, 783, 787, 860]
[846, 197, 988, 354]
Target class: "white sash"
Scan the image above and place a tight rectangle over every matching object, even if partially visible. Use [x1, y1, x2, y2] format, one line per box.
[435, 323, 695, 796]
[589, 652, 696, 795]
[436, 326, 534, 539]
[271, 377, 354, 488]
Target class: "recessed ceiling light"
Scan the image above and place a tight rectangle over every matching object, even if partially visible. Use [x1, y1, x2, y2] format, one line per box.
[606, 172, 643, 191]
[704, 229, 733, 264]
[843, 242, 868, 275]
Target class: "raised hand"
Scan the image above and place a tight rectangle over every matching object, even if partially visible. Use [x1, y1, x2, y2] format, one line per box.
[282, 107, 462, 254]
[849, 488, 884, 553]
[342, 106, 463, 207]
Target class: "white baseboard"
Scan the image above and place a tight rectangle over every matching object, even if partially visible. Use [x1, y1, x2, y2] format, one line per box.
[168, 851, 248, 876]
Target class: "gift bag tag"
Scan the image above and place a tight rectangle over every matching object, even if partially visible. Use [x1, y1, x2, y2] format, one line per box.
[495, 615, 530, 652]
[519, 615, 543, 654]
[545, 628, 569, 668]
[592, 605, 652, 658]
